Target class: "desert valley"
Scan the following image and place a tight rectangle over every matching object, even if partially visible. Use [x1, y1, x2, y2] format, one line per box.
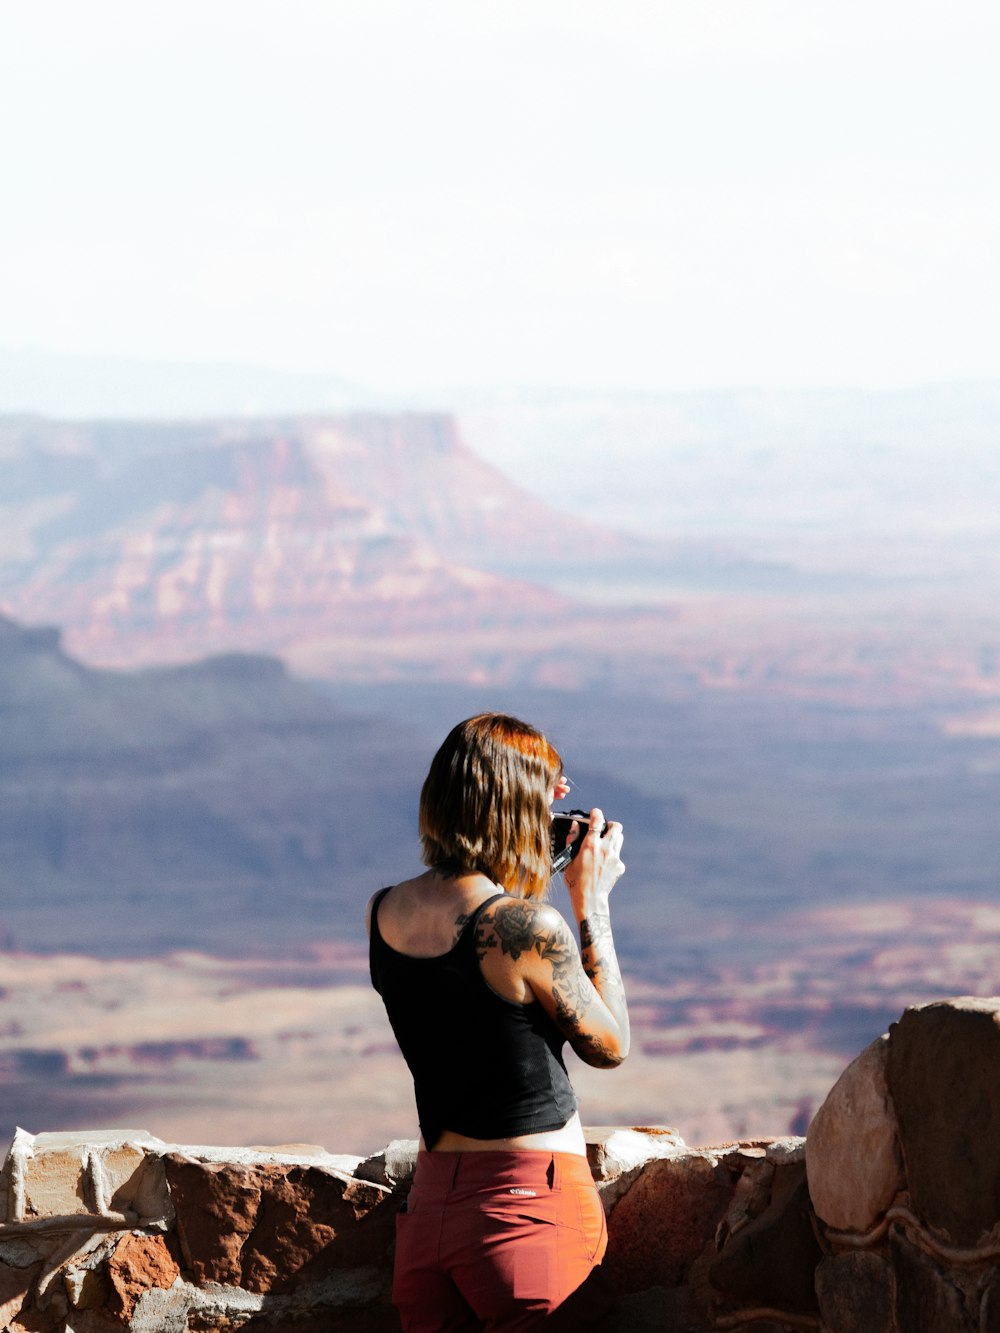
[1, 389, 998, 1154]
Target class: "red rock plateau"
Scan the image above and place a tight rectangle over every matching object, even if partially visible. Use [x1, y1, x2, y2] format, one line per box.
[0, 414, 631, 674]
[2, 410, 999, 708]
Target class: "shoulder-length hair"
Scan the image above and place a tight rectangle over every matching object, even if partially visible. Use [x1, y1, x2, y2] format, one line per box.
[419, 713, 563, 900]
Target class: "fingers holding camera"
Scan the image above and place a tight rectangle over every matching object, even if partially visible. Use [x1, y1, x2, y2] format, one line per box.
[560, 810, 630, 1060]
[603, 818, 626, 882]
[592, 808, 624, 855]
[564, 807, 626, 910]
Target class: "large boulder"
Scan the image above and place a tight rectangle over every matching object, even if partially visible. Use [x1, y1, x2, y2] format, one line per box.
[806, 1033, 904, 1233]
[887, 997, 1000, 1246]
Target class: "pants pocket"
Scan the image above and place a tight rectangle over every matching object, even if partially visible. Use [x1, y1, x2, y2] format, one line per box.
[576, 1184, 607, 1264]
[474, 1207, 562, 1302]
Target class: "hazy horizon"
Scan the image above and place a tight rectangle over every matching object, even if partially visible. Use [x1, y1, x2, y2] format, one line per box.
[4, 2, 1000, 399]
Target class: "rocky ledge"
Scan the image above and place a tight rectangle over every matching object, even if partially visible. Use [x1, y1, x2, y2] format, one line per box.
[2, 996, 1000, 1332]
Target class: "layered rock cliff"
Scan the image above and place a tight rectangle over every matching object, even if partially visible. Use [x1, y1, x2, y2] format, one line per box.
[0, 414, 637, 669]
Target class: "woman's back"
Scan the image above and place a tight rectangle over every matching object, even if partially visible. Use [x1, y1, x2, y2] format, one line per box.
[369, 875, 578, 1151]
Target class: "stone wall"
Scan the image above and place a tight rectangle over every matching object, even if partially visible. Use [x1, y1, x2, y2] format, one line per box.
[2, 996, 999, 1332]
[807, 997, 1000, 1333]
[0, 1124, 813, 1331]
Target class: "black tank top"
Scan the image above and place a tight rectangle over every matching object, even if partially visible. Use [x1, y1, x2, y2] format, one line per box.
[369, 888, 578, 1149]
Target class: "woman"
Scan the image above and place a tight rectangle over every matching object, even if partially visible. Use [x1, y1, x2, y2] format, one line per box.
[367, 713, 629, 1331]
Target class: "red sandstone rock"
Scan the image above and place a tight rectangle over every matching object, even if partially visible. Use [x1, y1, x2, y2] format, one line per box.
[806, 1033, 903, 1233]
[162, 1156, 260, 1286]
[162, 1154, 390, 1293]
[107, 1233, 181, 1319]
[603, 1153, 734, 1293]
[0, 1259, 38, 1329]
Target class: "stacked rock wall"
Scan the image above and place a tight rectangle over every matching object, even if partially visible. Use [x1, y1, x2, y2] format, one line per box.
[0, 1125, 817, 1331]
[2, 996, 999, 1331]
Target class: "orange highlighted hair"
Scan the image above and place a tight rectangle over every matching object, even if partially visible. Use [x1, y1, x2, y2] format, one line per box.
[419, 714, 563, 900]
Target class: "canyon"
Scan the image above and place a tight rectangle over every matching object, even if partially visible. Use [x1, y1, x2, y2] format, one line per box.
[1, 402, 998, 1165]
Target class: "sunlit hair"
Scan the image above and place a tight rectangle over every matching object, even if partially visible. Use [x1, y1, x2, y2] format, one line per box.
[419, 714, 563, 900]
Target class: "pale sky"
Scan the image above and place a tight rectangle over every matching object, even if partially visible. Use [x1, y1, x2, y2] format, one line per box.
[3, 1, 999, 397]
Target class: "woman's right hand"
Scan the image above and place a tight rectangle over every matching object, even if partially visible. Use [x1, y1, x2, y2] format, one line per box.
[535, 805, 630, 1065]
[561, 807, 625, 921]
[483, 806, 630, 1069]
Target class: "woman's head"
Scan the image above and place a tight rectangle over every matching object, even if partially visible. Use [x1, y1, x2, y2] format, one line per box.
[419, 713, 563, 900]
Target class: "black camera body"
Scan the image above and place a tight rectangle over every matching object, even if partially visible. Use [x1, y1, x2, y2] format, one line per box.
[551, 809, 608, 874]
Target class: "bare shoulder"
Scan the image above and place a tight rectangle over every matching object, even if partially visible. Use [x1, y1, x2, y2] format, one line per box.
[364, 885, 394, 937]
[478, 897, 575, 962]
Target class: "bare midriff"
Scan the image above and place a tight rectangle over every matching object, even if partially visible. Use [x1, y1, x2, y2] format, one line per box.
[427, 1110, 587, 1157]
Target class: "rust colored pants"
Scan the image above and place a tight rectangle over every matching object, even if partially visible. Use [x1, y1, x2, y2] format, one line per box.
[392, 1150, 609, 1332]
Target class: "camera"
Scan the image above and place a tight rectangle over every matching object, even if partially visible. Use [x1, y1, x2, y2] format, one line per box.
[551, 809, 608, 874]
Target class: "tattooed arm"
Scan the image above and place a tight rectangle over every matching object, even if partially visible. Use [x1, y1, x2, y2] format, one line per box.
[484, 811, 629, 1067]
[561, 806, 629, 1063]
